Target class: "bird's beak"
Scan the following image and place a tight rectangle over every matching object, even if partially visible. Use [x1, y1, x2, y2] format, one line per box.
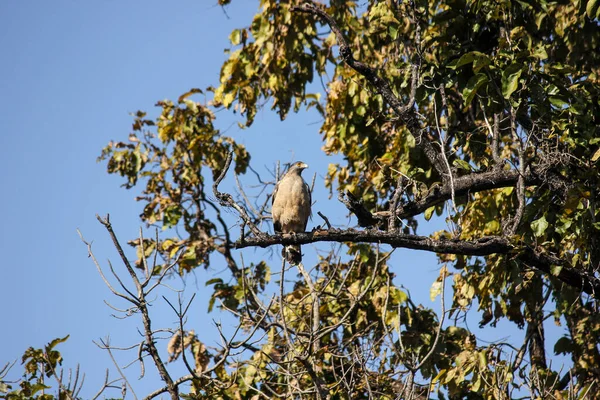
[300, 162, 308, 169]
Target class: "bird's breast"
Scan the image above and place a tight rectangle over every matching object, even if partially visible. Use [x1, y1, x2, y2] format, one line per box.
[272, 177, 310, 227]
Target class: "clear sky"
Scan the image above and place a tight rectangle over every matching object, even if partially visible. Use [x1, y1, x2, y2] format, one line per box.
[0, 1, 568, 398]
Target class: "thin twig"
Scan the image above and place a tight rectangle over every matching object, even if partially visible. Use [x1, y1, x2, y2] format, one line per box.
[295, 261, 321, 355]
[317, 211, 331, 229]
[213, 151, 265, 238]
[95, 337, 139, 400]
[507, 106, 526, 235]
[96, 215, 178, 400]
[413, 267, 447, 371]
[389, 176, 404, 232]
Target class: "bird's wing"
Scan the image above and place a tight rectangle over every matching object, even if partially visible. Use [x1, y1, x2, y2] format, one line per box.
[305, 179, 312, 208]
[272, 179, 280, 206]
[271, 178, 282, 232]
[301, 178, 312, 230]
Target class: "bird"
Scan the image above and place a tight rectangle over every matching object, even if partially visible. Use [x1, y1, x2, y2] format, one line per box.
[271, 161, 312, 265]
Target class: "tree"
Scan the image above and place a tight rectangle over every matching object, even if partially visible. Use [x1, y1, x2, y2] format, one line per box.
[3, 0, 600, 399]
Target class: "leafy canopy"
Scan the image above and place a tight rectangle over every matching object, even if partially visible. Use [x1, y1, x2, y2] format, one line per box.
[4, 0, 600, 399]
[98, 0, 600, 398]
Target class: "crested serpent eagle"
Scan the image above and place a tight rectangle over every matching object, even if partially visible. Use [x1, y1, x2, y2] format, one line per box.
[271, 161, 311, 265]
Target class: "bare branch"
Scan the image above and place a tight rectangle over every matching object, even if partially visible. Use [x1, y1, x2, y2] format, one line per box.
[317, 211, 332, 230]
[95, 215, 179, 400]
[143, 374, 194, 400]
[295, 262, 320, 355]
[413, 267, 446, 371]
[212, 151, 265, 238]
[78, 229, 139, 306]
[95, 338, 138, 400]
[338, 191, 385, 228]
[91, 369, 121, 400]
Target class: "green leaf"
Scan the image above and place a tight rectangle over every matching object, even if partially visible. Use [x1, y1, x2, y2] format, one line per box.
[532, 44, 548, 60]
[462, 73, 489, 105]
[453, 159, 473, 171]
[448, 51, 490, 70]
[549, 96, 569, 108]
[388, 25, 398, 40]
[206, 278, 224, 286]
[473, 56, 491, 73]
[551, 265, 563, 276]
[478, 351, 487, 369]
[586, 0, 600, 19]
[424, 206, 435, 221]
[163, 205, 183, 229]
[432, 368, 447, 384]
[29, 383, 51, 396]
[531, 216, 549, 237]
[47, 335, 70, 350]
[591, 148, 600, 162]
[501, 64, 523, 99]
[391, 287, 408, 304]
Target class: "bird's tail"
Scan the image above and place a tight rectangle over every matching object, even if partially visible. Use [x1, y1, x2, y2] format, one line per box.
[283, 245, 302, 265]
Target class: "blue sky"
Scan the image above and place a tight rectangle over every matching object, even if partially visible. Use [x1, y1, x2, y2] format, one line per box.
[0, 1, 569, 398]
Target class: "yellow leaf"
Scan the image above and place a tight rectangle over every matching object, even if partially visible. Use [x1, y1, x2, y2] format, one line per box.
[348, 280, 361, 297]
[432, 368, 447, 383]
[223, 91, 236, 108]
[592, 147, 600, 162]
[430, 281, 442, 301]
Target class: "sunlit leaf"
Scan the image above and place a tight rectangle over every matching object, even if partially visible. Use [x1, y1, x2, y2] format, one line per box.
[531, 216, 549, 237]
[586, 0, 600, 19]
[462, 73, 488, 105]
[501, 64, 523, 99]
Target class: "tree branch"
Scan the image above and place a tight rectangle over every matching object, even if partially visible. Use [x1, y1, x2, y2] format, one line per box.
[234, 229, 600, 296]
[339, 167, 567, 230]
[213, 151, 265, 239]
[96, 215, 179, 400]
[338, 191, 385, 228]
[291, 2, 447, 178]
[397, 169, 536, 220]
[235, 229, 508, 254]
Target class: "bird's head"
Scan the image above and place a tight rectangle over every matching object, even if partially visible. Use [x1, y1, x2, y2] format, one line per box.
[289, 161, 308, 175]
[295, 161, 308, 170]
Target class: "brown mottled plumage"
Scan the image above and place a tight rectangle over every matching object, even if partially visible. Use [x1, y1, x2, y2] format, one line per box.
[271, 161, 311, 265]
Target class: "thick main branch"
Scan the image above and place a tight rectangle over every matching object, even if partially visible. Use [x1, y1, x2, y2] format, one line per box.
[234, 229, 600, 296]
[397, 169, 541, 219]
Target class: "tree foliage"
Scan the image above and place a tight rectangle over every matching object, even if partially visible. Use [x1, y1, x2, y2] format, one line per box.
[4, 0, 600, 399]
